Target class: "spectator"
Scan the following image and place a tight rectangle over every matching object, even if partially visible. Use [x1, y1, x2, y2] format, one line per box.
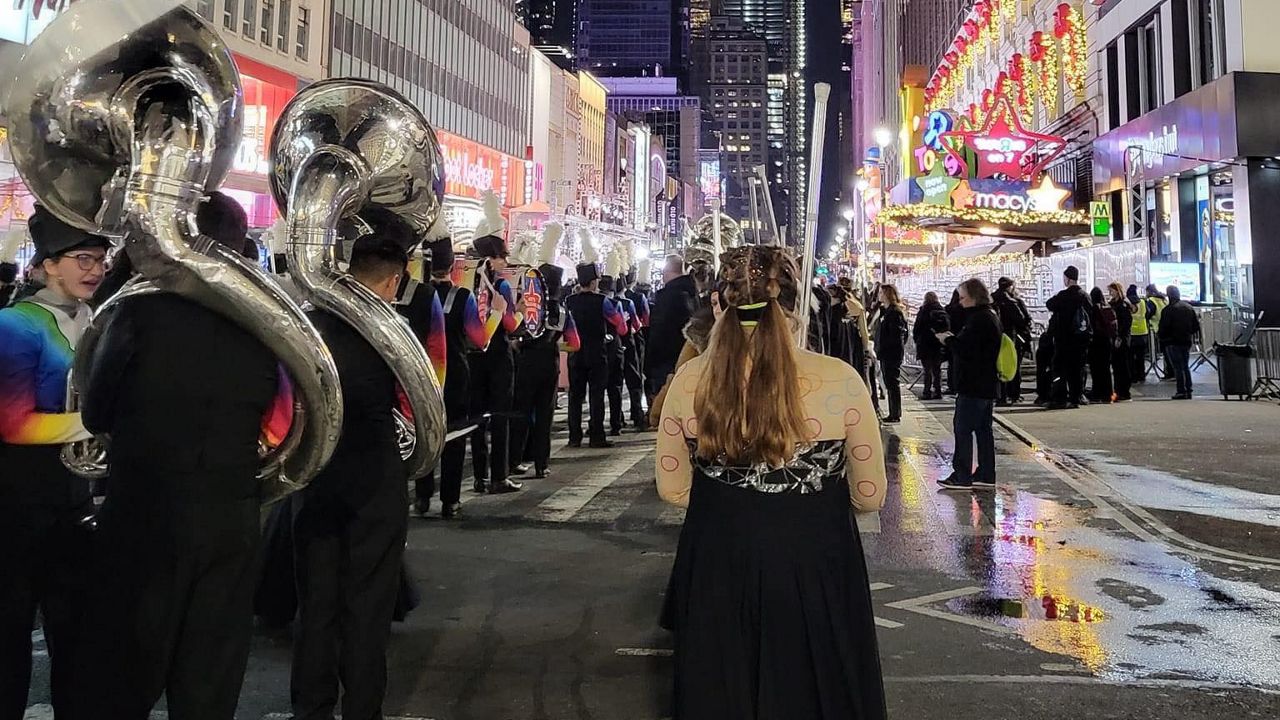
[944, 289, 965, 395]
[1109, 282, 1134, 401]
[1158, 285, 1200, 400]
[912, 291, 949, 400]
[992, 277, 1032, 405]
[1086, 287, 1117, 403]
[875, 284, 908, 423]
[937, 279, 1002, 491]
[1145, 284, 1169, 379]
[1045, 266, 1091, 409]
[1127, 284, 1151, 383]
[645, 254, 698, 399]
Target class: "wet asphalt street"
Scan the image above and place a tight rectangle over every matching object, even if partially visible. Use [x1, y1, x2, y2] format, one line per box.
[24, 390, 1280, 719]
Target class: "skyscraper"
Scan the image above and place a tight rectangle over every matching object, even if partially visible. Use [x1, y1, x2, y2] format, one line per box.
[714, 0, 806, 242]
[517, 0, 578, 68]
[692, 17, 769, 221]
[576, 0, 674, 76]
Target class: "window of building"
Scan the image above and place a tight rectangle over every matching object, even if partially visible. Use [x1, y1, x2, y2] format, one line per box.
[242, 0, 255, 36]
[296, 6, 310, 60]
[222, 0, 238, 31]
[260, 0, 274, 45]
[276, 0, 290, 52]
[196, 0, 214, 21]
[1136, 13, 1162, 114]
[1191, 0, 1226, 89]
[1105, 42, 1121, 128]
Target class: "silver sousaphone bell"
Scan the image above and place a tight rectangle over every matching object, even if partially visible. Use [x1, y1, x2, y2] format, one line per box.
[6, 2, 345, 504]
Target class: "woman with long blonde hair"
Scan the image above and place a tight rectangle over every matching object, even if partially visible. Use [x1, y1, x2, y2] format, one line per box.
[656, 246, 887, 720]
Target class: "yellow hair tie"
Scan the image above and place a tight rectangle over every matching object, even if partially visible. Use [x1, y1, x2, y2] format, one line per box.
[739, 321, 759, 328]
[736, 301, 769, 310]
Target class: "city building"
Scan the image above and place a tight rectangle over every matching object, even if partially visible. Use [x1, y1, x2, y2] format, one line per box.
[601, 77, 707, 208]
[328, 0, 542, 233]
[578, 72, 610, 204]
[575, 0, 674, 76]
[692, 17, 768, 220]
[1091, 0, 1280, 319]
[517, 0, 576, 69]
[717, 0, 806, 242]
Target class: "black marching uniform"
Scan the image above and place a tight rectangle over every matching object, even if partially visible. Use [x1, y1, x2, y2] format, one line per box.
[601, 277, 627, 435]
[291, 310, 408, 720]
[565, 262, 623, 447]
[467, 236, 521, 493]
[509, 263, 570, 477]
[392, 270, 443, 514]
[421, 239, 483, 513]
[79, 293, 280, 720]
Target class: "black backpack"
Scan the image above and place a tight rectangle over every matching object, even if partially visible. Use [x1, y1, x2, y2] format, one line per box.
[1071, 303, 1093, 338]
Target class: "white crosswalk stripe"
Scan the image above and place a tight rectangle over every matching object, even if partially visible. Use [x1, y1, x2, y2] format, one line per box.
[529, 448, 650, 522]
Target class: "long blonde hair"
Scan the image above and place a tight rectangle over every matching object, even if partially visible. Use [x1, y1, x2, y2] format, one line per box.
[693, 246, 808, 467]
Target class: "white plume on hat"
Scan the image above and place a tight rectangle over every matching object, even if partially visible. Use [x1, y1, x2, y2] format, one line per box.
[510, 234, 538, 265]
[538, 222, 564, 265]
[637, 257, 651, 283]
[265, 218, 288, 255]
[578, 227, 600, 265]
[423, 212, 452, 243]
[1, 222, 28, 263]
[471, 191, 505, 239]
[605, 244, 626, 278]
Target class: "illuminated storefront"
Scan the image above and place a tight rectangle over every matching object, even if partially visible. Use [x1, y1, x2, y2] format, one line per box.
[221, 55, 299, 229]
[436, 128, 542, 243]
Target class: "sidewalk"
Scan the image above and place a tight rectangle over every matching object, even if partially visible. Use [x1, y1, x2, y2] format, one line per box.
[912, 366, 1280, 562]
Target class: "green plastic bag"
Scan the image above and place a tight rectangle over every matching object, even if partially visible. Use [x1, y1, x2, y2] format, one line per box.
[997, 334, 1018, 383]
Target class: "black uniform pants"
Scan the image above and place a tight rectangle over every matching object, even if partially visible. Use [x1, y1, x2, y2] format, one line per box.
[469, 349, 514, 487]
[510, 349, 559, 474]
[291, 493, 407, 720]
[568, 352, 608, 444]
[78, 493, 260, 720]
[607, 344, 625, 432]
[0, 503, 90, 720]
[417, 362, 470, 508]
[622, 338, 646, 427]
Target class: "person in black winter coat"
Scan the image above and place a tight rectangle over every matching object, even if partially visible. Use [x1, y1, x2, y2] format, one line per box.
[1086, 287, 1116, 403]
[992, 277, 1032, 405]
[645, 255, 698, 398]
[912, 291, 949, 399]
[938, 279, 1003, 491]
[1045, 266, 1091, 408]
[1158, 285, 1200, 399]
[944, 290, 965, 394]
[1108, 282, 1134, 401]
[875, 285, 909, 423]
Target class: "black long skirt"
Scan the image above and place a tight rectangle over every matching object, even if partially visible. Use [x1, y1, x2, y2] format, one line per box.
[665, 473, 887, 720]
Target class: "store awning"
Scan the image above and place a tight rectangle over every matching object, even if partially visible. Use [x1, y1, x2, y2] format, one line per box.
[946, 238, 1039, 260]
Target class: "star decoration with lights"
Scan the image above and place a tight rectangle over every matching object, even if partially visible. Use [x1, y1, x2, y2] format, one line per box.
[940, 91, 1066, 180]
[1026, 176, 1071, 212]
[949, 182, 977, 209]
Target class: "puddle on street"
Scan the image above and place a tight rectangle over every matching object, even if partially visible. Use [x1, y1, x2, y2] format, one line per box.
[874, 425, 1280, 688]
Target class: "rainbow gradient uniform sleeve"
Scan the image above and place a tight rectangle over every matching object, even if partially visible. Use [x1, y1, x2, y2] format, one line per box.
[0, 302, 87, 445]
[260, 366, 295, 450]
[427, 292, 447, 386]
[605, 297, 629, 336]
[496, 279, 520, 333]
[463, 292, 499, 350]
[634, 293, 651, 327]
[625, 299, 642, 334]
[560, 309, 582, 352]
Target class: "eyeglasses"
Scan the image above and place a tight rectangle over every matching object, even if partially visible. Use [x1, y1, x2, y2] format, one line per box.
[61, 253, 107, 271]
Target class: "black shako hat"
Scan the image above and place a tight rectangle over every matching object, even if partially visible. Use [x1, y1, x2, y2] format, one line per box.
[472, 234, 508, 259]
[29, 205, 110, 263]
[428, 237, 455, 273]
[576, 261, 600, 286]
[539, 263, 565, 299]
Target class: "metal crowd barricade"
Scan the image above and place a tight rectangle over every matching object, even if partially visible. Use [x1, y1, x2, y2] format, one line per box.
[1252, 328, 1280, 399]
[1191, 306, 1234, 371]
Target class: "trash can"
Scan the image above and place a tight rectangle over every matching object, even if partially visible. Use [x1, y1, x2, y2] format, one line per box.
[1214, 343, 1254, 399]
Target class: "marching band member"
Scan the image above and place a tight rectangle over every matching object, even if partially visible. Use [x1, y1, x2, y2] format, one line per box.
[290, 232, 412, 720]
[510, 224, 580, 479]
[617, 271, 647, 431]
[77, 193, 291, 719]
[468, 231, 523, 494]
[623, 266, 651, 427]
[419, 236, 506, 518]
[565, 251, 628, 449]
[601, 273, 629, 436]
[0, 207, 105, 719]
[390, 215, 447, 390]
